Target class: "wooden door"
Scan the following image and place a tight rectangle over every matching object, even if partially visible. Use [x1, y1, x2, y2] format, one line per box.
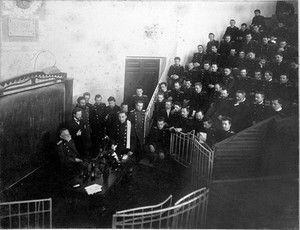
[124, 59, 160, 106]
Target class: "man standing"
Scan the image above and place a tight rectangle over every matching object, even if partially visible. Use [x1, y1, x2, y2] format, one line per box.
[105, 96, 121, 136]
[167, 57, 185, 86]
[129, 101, 146, 160]
[131, 86, 149, 110]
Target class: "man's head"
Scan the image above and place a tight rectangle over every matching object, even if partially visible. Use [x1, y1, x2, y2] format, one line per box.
[262, 36, 269, 44]
[195, 110, 204, 121]
[59, 128, 72, 142]
[254, 70, 262, 80]
[264, 71, 273, 81]
[95, 94, 102, 105]
[203, 118, 213, 129]
[121, 102, 129, 113]
[241, 23, 247, 31]
[211, 63, 218, 72]
[225, 35, 231, 43]
[279, 74, 289, 84]
[245, 33, 252, 42]
[279, 40, 287, 48]
[159, 82, 168, 92]
[77, 96, 86, 107]
[173, 101, 182, 112]
[230, 48, 236, 56]
[271, 98, 283, 111]
[174, 81, 181, 90]
[239, 50, 245, 58]
[230, 19, 236, 27]
[240, 68, 247, 78]
[185, 79, 192, 88]
[118, 110, 127, 123]
[254, 92, 265, 104]
[247, 52, 255, 59]
[254, 9, 261, 16]
[194, 82, 202, 93]
[136, 86, 143, 97]
[197, 45, 204, 53]
[224, 67, 231, 76]
[208, 33, 215, 41]
[174, 57, 181, 66]
[252, 24, 259, 32]
[275, 53, 283, 63]
[165, 100, 172, 110]
[221, 117, 232, 131]
[108, 96, 116, 108]
[211, 45, 218, 53]
[203, 61, 210, 70]
[157, 117, 165, 130]
[135, 101, 144, 111]
[181, 107, 189, 118]
[83, 92, 91, 104]
[215, 83, 223, 92]
[236, 90, 246, 102]
[72, 107, 82, 120]
[221, 88, 229, 99]
[222, 117, 231, 131]
[157, 92, 165, 102]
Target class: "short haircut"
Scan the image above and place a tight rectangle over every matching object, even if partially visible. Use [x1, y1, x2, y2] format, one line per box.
[195, 82, 202, 87]
[241, 23, 247, 27]
[240, 68, 247, 72]
[225, 34, 231, 38]
[245, 33, 252, 36]
[239, 50, 245, 53]
[135, 100, 144, 105]
[197, 44, 204, 48]
[254, 9, 261, 13]
[121, 102, 128, 107]
[203, 117, 213, 124]
[280, 74, 289, 79]
[95, 94, 102, 100]
[174, 81, 181, 85]
[275, 52, 283, 57]
[203, 61, 210, 65]
[195, 109, 204, 115]
[108, 96, 116, 102]
[224, 67, 231, 71]
[159, 82, 168, 87]
[83, 92, 90, 97]
[209, 33, 215, 36]
[136, 85, 143, 90]
[157, 116, 165, 122]
[221, 116, 232, 124]
[77, 96, 85, 104]
[185, 78, 192, 83]
[181, 106, 190, 113]
[265, 70, 273, 76]
[271, 97, 284, 105]
[59, 128, 68, 136]
[165, 99, 172, 104]
[236, 89, 246, 95]
[72, 107, 82, 116]
[118, 110, 127, 116]
[255, 91, 265, 97]
[173, 101, 182, 107]
[222, 87, 229, 93]
[157, 92, 164, 97]
[174, 57, 181, 61]
[211, 62, 218, 66]
[254, 69, 262, 73]
[230, 19, 236, 22]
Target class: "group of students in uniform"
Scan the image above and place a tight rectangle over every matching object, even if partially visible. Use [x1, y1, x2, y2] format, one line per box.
[56, 8, 298, 172]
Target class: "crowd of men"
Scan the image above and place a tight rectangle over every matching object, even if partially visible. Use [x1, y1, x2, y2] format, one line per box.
[56, 9, 298, 171]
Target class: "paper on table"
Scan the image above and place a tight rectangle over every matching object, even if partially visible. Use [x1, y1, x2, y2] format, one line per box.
[84, 184, 102, 195]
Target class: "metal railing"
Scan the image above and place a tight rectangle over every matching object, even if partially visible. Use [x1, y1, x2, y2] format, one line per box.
[112, 188, 209, 229]
[170, 131, 214, 189]
[0, 198, 52, 229]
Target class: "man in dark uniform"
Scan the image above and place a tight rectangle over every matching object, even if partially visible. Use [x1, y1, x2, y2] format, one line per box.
[75, 96, 92, 157]
[169, 81, 184, 104]
[145, 117, 170, 163]
[249, 92, 272, 125]
[190, 82, 208, 115]
[206, 63, 222, 103]
[221, 67, 235, 96]
[159, 82, 171, 100]
[202, 118, 217, 147]
[192, 45, 207, 69]
[105, 96, 121, 136]
[219, 35, 235, 67]
[182, 78, 194, 107]
[184, 63, 199, 84]
[235, 23, 249, 51]
[83, 92, 93, 111]
[216, 117, 235, 142]
[206, 33, 219, 54]
[90, 94, 107, 155]
[167, 57, 185, 87]
[226, 48, 238, 68]
[237, 50, 246, 69]
[251, 9, 266, 30]
[110, 110, 136, 157]
[223, 19, 239, 41]
[270, 53, 289, 81]
[128, 100, 146, 160]
[131, 86, 149, 110]
[231, 90, 251, 133]
[57, 128, 85, 178]
[261, 70, 280, 103]
[278, 74, 298, 105]
[259, 36, 276, 60]
[153, 92, 165, 124]
[207, 45, 221, 66]
[170, 107, 194, 133]
[193, 110, 206, 135]
[67, 108, 86, 159]
[243, 33, 259, 55]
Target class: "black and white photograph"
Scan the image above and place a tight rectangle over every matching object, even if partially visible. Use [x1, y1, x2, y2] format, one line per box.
[0, 0, 298, 228]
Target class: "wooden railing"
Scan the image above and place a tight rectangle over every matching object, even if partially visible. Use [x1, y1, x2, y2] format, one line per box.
[144, 59, 170, 137]
[112, 188, 209, 229]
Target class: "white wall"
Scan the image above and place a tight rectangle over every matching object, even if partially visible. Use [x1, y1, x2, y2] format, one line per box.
[0, 1, 277, 103]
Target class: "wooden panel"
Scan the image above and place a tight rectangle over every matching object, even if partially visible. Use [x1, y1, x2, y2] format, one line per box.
[0, 82, 70, 191]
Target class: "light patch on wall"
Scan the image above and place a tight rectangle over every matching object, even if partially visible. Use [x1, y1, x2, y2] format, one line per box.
[144, 24, 162, 40]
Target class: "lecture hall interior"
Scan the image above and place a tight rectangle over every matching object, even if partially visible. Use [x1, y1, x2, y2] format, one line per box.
[0, 0, 298, 229]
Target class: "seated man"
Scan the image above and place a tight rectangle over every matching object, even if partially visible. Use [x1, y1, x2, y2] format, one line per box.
[206, 33, 219, 54]
[168, 57, 185, 86]
[193, 110, 206, 135]
[251, 9, 266, 30]
[192, 45, 206, 69]
[190, 82, 208, 115]
[250, 91, 272, 125]
[202, 117, 217, 147]
[145, 117, 170, 163]
[170, 106, 194, 133]
[131, 86, 149, 110]
[56, 128, 85, 178]
[159, 82, 171, 100]
[216, 117, 235, 142]
[223, 19, 239, 41]
[158, 99, 173, 127]
[153, 92, 165, 123]
[182, 78, 194, 107]
[169, 81, 184, 103]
